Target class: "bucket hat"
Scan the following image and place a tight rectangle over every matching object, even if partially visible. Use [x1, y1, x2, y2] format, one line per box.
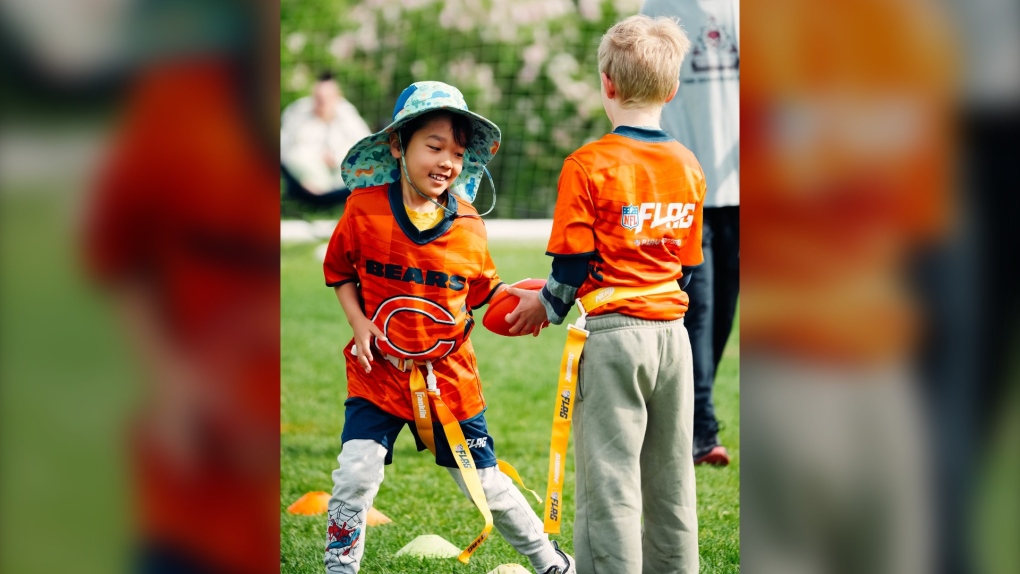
[340, 81, 500, 202]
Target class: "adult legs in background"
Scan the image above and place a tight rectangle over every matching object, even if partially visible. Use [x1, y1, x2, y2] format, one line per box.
[281, 165, 352, 208]
[687, 206, 740, 463]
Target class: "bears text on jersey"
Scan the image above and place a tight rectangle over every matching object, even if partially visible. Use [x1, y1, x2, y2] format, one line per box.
[365, 259, 466, 291]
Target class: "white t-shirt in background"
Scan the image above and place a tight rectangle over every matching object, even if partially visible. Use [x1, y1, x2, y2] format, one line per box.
[280, 96, 372, 192]
[642, 0, 740, 207]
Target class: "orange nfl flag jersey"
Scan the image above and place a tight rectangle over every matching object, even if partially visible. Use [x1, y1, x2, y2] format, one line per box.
[547, 130, 706, 321]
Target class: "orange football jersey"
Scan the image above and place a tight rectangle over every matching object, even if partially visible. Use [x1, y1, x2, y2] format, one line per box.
[85, 60, 280, 574]
[547, 127, 706, 320]
[324, 183, 503, 420]
[740, 0, 955, 363]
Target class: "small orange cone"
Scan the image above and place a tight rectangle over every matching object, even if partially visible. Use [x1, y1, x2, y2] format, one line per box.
[287, 492, 393, 527]
[287, 491, 330, 515]
[366, 507, 392, 526]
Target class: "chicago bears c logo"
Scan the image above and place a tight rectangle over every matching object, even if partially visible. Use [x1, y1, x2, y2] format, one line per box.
[369, 295, 462, 361]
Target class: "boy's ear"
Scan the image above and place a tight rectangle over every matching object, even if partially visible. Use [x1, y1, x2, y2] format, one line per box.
[664, 79, 680, 103]
[600, 72, 617, 100]
[388, 132, 402, 159]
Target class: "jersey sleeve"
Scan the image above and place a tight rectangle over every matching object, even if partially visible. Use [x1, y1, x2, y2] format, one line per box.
[677, 178, 707, 267]
[546, 158, 597, 256]
[467, 245, 502, 310]
[323, 210, 359, 287]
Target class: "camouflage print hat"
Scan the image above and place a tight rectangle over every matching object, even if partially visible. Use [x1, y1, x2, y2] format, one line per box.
[340, 81, 501, 202]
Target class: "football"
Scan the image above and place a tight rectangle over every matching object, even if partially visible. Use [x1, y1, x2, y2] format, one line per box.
[482, 278, 547, 336]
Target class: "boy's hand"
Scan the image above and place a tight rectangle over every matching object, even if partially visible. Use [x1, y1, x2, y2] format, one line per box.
[351, 315, 387, 373]
[506, 287, 550, 337]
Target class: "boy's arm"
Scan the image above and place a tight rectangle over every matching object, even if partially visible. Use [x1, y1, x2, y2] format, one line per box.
[509, 158, 597, 333]
[507, 255, 587, 334]
[541, 255, 589, 323]
[334, 283, 386, 374]
[465, 243, 505, 311]
[512, 257, 698, 333]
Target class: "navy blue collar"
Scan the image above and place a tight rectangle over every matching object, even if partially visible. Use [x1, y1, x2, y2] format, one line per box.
[388, 181, 458, 245]
[611, 125, 674, 142]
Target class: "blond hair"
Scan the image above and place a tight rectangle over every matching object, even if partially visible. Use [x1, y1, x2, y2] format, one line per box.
[598, 14, 691, 108]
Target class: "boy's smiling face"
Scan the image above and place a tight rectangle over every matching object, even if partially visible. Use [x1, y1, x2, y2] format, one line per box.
[390, 115, 465, 202]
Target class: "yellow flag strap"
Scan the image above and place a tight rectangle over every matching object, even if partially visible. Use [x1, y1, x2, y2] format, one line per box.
[409, 367, 436, 454]
[542, 280, 682, 534]
[497, 460, 542, 504]
[431, 396, 493, 563]
[574, 280, 684, 328]
[409, 364, 492, 563]
[542, 323, 587, 533]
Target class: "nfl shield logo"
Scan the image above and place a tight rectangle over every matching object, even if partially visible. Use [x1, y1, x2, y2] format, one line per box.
[621, 205, 639, 230]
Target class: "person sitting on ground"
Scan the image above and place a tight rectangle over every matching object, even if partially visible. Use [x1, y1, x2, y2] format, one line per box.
[281, 71, 371, 206]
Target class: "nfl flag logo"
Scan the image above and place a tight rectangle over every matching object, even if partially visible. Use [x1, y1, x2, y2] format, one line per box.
[621, 205, 639, 230]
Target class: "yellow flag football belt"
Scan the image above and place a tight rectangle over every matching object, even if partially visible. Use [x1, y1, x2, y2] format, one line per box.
[542, 281, 682, 534]
[395, 358, 540, 563]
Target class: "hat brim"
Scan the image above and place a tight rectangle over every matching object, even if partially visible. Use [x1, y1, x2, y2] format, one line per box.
[340, 107, 500, 202]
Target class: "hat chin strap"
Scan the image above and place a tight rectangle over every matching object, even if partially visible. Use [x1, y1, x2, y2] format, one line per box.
[475, 167, 497, 218]
[397, 132, 455, 217]
[397, 134, 497, 218]
[399, 153, 458, 217]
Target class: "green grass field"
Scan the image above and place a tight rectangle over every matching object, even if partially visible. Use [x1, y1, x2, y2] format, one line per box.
[281, 239, 739, 573]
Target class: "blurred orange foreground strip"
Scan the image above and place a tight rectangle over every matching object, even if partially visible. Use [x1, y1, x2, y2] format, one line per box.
[287, 492, 393, 526]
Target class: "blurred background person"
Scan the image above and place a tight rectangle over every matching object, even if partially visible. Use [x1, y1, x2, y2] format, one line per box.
[641, 0, 740, 466]
[932, 1, 1020, 572]
[280, 70, 371, 207]
[739, 0, 959, 572]
[82, 0, 281, 570]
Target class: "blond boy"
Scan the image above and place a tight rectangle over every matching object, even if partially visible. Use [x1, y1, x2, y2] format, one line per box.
[508, 15, 703, 574]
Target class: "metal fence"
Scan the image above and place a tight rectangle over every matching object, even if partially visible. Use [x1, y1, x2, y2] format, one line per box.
[281, 0, 643, 218]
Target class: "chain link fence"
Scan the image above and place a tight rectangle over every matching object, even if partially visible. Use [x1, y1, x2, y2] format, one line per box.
[281, 0, 644, 218]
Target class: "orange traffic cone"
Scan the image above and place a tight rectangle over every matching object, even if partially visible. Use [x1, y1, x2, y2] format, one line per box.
[287, 491, 329, 515]
[287, 492, 393, 526]
[366, 507, 392, 526]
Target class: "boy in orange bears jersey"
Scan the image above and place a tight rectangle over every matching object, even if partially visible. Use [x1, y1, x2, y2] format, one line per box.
[508, 16, 704, 574]
[322, 81, 573, 574]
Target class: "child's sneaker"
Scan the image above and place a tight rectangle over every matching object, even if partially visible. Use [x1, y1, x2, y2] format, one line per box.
[542, 541, 574, 574]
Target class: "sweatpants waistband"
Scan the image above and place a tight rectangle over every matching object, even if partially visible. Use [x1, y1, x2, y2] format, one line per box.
[583, 312, 685, 332]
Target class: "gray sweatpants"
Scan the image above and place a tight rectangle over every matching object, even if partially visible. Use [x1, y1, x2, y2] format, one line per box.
[573, 313, 698, 574]
[741, 357, 932, 574]
[324, 439, 562, 573]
